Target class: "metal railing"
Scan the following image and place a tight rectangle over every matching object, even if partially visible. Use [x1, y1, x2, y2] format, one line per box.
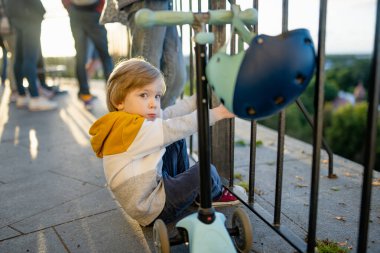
[174, 0, 379, 252]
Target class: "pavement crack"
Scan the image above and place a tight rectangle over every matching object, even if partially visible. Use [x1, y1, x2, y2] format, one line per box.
[48, 169, 104, 188]
[53, 227, 72, 253]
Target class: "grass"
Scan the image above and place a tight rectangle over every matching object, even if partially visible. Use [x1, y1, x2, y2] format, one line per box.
[234, 173, 243, 181]
[235, 139, 264, 147]
[316, 239, 350, 253]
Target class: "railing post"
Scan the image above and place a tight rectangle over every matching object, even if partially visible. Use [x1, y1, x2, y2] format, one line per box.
[357, 0, 380, 251]
[307, 0, 328, 252]
[209, 1, 235, 182]
[274, 0, 288, 227]
[248, 0, 259, 205]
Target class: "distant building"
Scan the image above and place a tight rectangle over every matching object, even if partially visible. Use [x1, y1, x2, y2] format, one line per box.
[333, 90, 355, 109]
[353, 81, 366, 102]
[332, 82, 367, 110]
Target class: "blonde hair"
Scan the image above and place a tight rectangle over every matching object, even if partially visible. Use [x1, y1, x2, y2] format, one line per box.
[106, 58, 166, 112]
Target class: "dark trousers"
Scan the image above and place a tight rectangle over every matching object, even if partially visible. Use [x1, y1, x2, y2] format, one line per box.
[68, 6, 114, 95]
[158, 139, 222, 223]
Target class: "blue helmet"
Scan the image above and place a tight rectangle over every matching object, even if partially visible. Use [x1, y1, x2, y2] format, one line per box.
[206, 28, 316, 120]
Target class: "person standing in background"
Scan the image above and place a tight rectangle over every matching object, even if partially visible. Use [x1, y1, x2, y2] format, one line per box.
[100, 0, 186, 109]
[0, 0, 18, 102]
[61, 0, 114, 110]
[5, 0, 57, 111]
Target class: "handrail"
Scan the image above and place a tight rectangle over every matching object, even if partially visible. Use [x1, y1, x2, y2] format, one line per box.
[135, 8, 257, 27]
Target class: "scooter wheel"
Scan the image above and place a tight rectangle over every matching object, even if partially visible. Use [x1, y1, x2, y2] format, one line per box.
[232, 208, 253, 253]
[153, 219, 170, 253]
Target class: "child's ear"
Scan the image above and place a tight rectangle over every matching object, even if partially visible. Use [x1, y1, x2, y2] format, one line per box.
[116, 103, 124, 111]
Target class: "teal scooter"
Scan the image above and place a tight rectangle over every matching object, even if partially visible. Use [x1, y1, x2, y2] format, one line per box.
[135, 4, 315, 253]
[136, 6, 255, 253]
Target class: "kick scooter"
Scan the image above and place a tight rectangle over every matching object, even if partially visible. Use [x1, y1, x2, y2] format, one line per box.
[136, 5, 256, 253]
[135, 3, 315, 252]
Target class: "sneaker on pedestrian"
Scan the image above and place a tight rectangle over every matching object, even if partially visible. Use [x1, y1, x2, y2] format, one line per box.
[9, 92, 19, 103]
[16, 96, 29, 108]
[78, 94, 96, 110]
[39, 86, 55, 99]
[28, 96, 58, 111]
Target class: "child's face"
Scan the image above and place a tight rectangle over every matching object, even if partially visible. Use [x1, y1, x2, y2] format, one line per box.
[117, 78, 164, 121]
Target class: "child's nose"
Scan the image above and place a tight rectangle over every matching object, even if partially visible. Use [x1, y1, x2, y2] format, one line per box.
[149, 99, 156, 108]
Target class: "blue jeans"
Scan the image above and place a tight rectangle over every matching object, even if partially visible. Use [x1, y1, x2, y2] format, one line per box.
[157, 139, 223, 224]
[123, 0, 186, 108]
[86, 39, 99, 62]
[11, 18, 41, 97]
[68, 6, 114, 95]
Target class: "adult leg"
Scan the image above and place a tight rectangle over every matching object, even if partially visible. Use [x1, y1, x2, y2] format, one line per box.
[68, 7, 90, 95]
[126, 0, 185, 108]
[37, 48, 48, 89]
[11, 18, 57, 110]
[126, 1, 171, 102]
[20, 22, 41, 97]
[160, 25, 186, 107]
[11, 21, 26, 96]
[84, 11, 113, 81]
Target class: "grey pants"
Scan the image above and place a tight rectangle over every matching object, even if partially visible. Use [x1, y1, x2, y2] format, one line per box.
[122, 0, 187, 108]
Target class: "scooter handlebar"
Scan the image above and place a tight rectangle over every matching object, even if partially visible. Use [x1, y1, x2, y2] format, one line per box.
[135, 8, 257, 28]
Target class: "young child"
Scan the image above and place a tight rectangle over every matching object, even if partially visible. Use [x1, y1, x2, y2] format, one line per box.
[89, 58, 241, 226]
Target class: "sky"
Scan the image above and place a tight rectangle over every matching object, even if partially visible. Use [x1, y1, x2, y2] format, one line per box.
[40, 0, 376, 57]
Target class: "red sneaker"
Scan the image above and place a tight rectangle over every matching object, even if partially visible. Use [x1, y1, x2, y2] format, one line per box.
[193, 185, 247, 207]
[212, 186, 241, 207]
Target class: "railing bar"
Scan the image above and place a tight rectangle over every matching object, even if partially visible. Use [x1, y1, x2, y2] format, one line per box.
[357, 0, 380, 251]
[177, 0, 184, 100]
[247, 0, 259, 205]
[248, 120, 257, 203]
[274, 0, 288, 227]
[295, 99, 335, 177]
[228, 0, 236, 188]
[189, 0, 194, 155]
[229, 118, 235, 187]
[307, 0, 328, 252]
[274, 110, 285, 225]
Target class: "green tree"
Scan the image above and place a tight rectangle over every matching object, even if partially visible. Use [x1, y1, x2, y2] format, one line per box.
[325, 102, 380, 165]
[326, 55, 370, 91]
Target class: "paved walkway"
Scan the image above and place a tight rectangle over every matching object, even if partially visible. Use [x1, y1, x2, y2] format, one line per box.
[0, 79, 379, 253]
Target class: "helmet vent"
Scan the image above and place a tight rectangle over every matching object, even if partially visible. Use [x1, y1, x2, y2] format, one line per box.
[274, 96, 285, 105]
[295, 73, 306, 85]
[246, 107, 256, 115]
[257, 37, 264, 44]
[304, 38, 312, 45]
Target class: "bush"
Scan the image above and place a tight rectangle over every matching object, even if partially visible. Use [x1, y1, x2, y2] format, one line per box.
[325, 102, 380, 166]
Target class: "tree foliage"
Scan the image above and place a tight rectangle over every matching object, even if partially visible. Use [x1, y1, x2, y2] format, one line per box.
[258, 54, 378, 167]
[325, 55, 371, 91]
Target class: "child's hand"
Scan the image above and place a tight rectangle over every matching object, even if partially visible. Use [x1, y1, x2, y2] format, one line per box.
[214, 104, 235, 119]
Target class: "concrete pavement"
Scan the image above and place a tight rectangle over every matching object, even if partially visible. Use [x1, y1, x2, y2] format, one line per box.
[0, 79, 379, 253]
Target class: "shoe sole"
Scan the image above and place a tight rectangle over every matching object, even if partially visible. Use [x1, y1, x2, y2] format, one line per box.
[194, 199, 241, 207]
[29, 107, 57, 111]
